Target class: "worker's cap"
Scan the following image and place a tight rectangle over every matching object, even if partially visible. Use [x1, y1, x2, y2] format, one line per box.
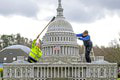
[83, 30, 88, 34]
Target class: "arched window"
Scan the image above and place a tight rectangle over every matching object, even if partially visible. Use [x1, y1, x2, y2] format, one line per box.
[50, 37, 51, 41]
[58, 37, 59, 41]
[22, 68, 26, 77]
[11, 68, 15, 77]
[27, 68, 31, 77]
[7, 69, 10, 76]
[61, 37, 62, 41]
[17, 68, 21, 77]
[100, 68, 104, 76]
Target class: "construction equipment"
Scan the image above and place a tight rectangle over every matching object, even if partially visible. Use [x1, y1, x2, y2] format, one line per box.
[28, 16, 56, 63]
[36, 16, 56, 40]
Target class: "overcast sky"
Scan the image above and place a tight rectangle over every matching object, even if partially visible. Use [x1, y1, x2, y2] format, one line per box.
[0, 0, 120, 46]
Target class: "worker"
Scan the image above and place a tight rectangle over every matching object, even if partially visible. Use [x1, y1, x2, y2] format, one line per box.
[28, 35, 42, 63]
[27, 17, 55, 63]
[76, 30, 93, 63]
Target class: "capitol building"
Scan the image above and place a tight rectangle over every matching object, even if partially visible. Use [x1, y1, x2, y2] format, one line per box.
[3, 0, 117, 80]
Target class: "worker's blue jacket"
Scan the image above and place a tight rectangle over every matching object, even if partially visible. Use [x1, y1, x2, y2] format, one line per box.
[76, 33, 92, 47]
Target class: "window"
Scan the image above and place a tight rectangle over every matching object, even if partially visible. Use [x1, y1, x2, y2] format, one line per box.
[11, 69, 15, 76]
[58, 37, 59, 41]
[17, 68, 21, 77]
[25, 57, 28, 60]
[50, 37, 51, 41]
[100, 68, 104, 76]
[4, 57, 7, 61]
[27, 68, 31, 76]
[7, 69, 10, 76]
[61, 37, 62, 41]
[9, 53, 13, 54]
[13, 57, 16, 61]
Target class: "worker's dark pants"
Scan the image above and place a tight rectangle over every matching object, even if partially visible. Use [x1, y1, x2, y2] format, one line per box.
[85, 45, 92, 63]
[28, 56, 37, 63]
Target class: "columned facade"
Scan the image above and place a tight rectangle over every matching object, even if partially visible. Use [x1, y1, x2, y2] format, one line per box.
[3, 60, 117, 80]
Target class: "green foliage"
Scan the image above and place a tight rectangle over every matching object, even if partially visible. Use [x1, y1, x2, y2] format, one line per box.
[0, 33, 33, 50]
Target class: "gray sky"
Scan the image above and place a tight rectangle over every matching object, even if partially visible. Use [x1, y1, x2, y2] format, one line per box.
[0, 0, 120, 46]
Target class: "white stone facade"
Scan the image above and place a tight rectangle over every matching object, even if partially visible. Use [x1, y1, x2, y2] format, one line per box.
[3, 56, 118, 80]
[3, 0, 117, 80]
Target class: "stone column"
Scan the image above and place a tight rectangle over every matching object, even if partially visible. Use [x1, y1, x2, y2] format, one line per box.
[54, 67, 55, 78]
[74, 47, 75, 56]
[65, 46, 67, 55]
[47, 67, 49, 78]
[53, 46, 55, 55]
[37, 67, 38, 78]
[71, 47, 74, 56]
[49, 47, 50, 56]
[47, 47, 49, 56]
[69, 47, 71, 55]
[61, 67, 63, 78]
[82, 67, 84, 78]
[72, 67, 73, 77]
[75, 67, 76, 78]
[67, 47, 68, 55]
[68, 47, 70, 55]
[40, 67, 42, 78]
[44, 67, 45, 78]
[51, 46, 53, 55]
[21, 67, 22, 78]
[78, 67, 80, 78]
[46, 47, 47, 55]
[98, 67, 100, 78]
[15, 68, 16, 78]
[65, 67, 66, 77]
[70, 47, 72, 55]
[66, 47, 68, 55]
[74, 47, 76, 56]
[48, 47, 50, 55]
[51, 67, 52, 78]
[46, 47, 48, 56]
[68, 67, 70, 77]
[104, 67, 106, 78]
[63, 46, 64, 55]
[58, 67, 59, 78]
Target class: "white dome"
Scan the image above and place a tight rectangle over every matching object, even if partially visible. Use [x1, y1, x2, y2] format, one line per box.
[42, 0, 79, 57]
[47, 17, 73, 32]
[4, 45, 30, 54]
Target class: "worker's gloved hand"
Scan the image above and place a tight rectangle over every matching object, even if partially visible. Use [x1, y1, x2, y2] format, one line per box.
[78, 38, 83, 40]
[36, 35, 40, 40]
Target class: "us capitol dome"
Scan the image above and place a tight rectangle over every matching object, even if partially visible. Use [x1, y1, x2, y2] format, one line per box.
[2, 0, 117, 80]
[42, 0, 79, 57]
